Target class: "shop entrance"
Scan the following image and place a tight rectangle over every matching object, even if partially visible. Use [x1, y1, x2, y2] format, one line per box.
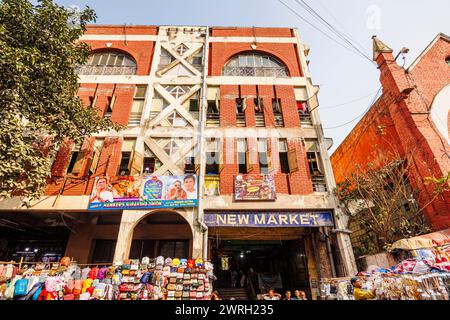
[0, 211, 79, 263]
[211, 239, 309, 299]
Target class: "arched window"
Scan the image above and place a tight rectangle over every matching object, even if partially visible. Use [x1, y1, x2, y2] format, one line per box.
[222, 52, 288, 77]
[77, 51, 137, 75]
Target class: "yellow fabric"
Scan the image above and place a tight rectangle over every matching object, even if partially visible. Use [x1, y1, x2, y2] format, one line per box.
[390, 238, 433, 251]
[353, 287, 376, 300]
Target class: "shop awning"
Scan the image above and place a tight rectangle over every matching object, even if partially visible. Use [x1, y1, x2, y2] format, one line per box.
[390, 229, 450, 251]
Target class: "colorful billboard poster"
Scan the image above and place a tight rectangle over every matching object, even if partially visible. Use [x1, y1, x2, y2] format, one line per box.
[234, 174, 276, 201]
[204, 212, 334, 228]
[88, 175, 198, 210]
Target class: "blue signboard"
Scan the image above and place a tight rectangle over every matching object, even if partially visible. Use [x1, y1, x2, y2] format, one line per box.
[204, 212, 334, 228]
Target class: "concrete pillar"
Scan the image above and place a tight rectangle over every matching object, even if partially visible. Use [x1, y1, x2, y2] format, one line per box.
[191, 224, 204, 258]
[113, 210, 147, 263]
[304, 237, 319, 300]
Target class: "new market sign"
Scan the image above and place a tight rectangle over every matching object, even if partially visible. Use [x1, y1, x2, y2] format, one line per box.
[205, 212, 334, 228]
[88, 175, 198, 210]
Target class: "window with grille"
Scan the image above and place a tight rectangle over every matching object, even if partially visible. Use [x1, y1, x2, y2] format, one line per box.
[223, 52, 288, 77]
[78, 51, 137, 75]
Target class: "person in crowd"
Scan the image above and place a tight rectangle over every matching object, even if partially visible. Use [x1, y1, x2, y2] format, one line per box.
[299, 291, 308, 300]
[239, 270, 246, 288]
[211, 291, 221, 300]
[230, 269, 238, 288]
[263, 288, 282, 300]
[351, 277, 376, 300]
[183, 175, 197, 199]
[284, 290, 292, 300]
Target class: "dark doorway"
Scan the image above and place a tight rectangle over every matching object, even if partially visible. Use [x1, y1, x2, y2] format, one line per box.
[211, 239, 310, 297]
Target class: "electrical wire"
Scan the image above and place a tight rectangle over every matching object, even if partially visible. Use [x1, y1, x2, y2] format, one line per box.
[323, 88, 382, 130]
[320, 90, 380, 110]
[293, 0, 373, 63]
[277, 0, 374, 64]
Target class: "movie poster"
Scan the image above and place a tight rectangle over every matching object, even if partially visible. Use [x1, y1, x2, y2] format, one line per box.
[234, 174, 276, 201]
[88, 174, 198, 210]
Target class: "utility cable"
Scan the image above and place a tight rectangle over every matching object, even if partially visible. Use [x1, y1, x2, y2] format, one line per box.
[277, 0, 374, 64]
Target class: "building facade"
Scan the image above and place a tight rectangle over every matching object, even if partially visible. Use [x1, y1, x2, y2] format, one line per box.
[0, 25, 356, 298]
[331, 34, 450, 250]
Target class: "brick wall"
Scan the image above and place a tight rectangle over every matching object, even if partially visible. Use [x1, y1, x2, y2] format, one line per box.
[331, 36, 450, 230]
[211, 27, 294, 38]
[210, 42, 302, 77]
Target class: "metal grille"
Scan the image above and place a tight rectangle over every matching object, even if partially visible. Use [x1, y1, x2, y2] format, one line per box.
[206, 113, 220, 127]
[128, 112, 142, 126]
[299, 112, 313, 126]
[77, 65, 137, 76]
[255, 113, 265, 127]
[222, 66, 288, 78]
[274, 113, 284, 127]
[312, 174, 327, 192]
[236, 113, 246, 127]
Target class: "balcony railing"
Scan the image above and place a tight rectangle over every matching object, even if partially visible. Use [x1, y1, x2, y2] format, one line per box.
[206, 113, 220, 127]
[311, 174, 327, 192]
[255, 113, 265, 127]
[274, 112, 284, 127]
[299, 112, 313, 126]
[104, 112, 112, 120]
[222, 66, 288, 78]
[128, 112, 142, 126]
[76, 65, 137, 76]
[236, 113, 246, 127]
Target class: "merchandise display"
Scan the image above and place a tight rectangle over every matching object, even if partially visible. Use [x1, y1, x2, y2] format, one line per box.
[0, 256, 215, 301]
[320, 273, 450, 300]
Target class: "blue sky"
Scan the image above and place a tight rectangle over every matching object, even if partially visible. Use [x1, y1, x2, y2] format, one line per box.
[54, 0, 449, 154]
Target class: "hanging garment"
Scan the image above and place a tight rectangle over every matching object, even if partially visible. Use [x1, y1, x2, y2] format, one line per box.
[81, 267, 91, 279]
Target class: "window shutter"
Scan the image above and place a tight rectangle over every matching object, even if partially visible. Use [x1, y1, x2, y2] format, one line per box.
[245, 149, 253, 173]
[109, 95, 116, 111]
[89, 147, 101, 174]
[91, 94, 98, 108]
[130, 151, 144, 175]
[219, 151, 224, 174]
[288, 149, 298, 173]
[71, 151, 87, 175]
[267, 146, 274, 173]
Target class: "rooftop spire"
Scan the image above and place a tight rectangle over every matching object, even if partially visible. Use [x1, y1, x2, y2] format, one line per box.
[372, 35, 393, 61]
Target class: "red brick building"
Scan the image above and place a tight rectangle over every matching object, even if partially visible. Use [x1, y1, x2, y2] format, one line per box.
[0, 25, 357, 299]
[331, 34, 450, 234]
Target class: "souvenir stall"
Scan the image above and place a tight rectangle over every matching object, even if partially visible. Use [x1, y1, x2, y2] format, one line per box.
[0, 256, 215, 300]
[320, 273, 450, 300]
[320, 232, 450, 301]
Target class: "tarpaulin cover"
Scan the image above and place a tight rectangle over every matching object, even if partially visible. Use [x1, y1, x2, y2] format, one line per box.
[390, 229, 450, 251]
[417, 229, 450, 247]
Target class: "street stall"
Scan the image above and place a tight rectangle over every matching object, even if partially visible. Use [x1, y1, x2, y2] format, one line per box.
[0, 256, 215, 300]
[320, 229, 450, 300]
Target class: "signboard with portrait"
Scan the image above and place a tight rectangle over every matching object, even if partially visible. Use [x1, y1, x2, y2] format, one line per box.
[234, 174, 276, 201]
[88, 175, 198, 210]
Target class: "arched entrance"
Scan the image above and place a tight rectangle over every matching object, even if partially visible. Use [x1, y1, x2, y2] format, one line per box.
[113, 209, 201, 262]
[130, 211, 193, 260]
